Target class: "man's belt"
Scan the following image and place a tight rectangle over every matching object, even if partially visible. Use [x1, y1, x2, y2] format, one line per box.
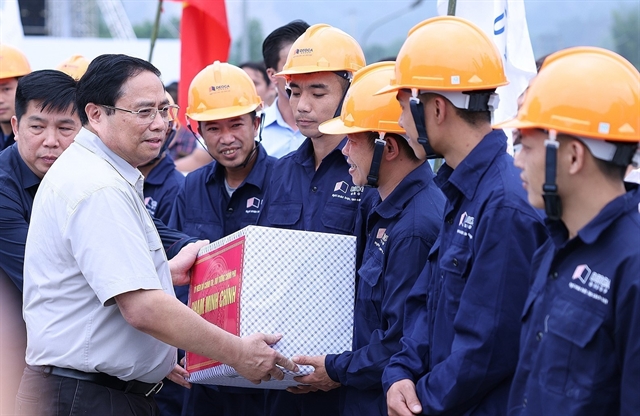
[28, 365, 164, 397]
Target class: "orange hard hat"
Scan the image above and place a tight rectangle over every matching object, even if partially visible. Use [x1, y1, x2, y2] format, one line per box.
[320, 62, 404, 136]
[0, 44, 31, 79]
[377, 16, 508, 96]
[56, 55, 90, 80]
[186, 61, 262, 122]
[277, 24, 365, 79]
[495, 46, 640, 142]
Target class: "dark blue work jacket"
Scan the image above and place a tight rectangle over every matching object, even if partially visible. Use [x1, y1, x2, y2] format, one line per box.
[143, 155, 184, 225]
[509, 185, 640, 416]
[383, 130, 548, 415]
[325, 161, 444, 415]
[257, 137, 365, 234]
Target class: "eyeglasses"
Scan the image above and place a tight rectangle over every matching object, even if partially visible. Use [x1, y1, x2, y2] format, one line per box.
[100, 104, 179, 125]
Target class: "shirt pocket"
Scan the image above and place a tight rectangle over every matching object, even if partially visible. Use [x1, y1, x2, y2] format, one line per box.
[321, 201, 356, 234]
[356, 254, 383, 325]
[438, 244, 472, 318]
[267, 202, 302, 226]
[539, 297, 610, 398]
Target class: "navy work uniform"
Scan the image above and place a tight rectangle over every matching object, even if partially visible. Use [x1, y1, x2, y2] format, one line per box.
[258, 137, 366, 416]
[143, 155, 185, 225]
[383, 130, 548, 415]
[509, 185, 640, 415]
[325, 162, 444, 415]
[168, 143, 276, 416]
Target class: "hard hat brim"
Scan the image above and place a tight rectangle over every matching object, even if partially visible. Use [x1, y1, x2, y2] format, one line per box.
[319, 117, 369, 135]
[492, 117, 538, 130]
[374, 84, 401, 96]
[186, 103, 261, 122]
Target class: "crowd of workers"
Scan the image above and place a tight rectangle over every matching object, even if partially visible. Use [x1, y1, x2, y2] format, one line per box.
[0, 13, 638, 416]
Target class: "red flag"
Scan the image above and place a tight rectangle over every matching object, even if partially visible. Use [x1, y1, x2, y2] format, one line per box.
[169, 0, 230, 125]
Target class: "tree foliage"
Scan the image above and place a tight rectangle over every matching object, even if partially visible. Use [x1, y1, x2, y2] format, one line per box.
[611, 6, 639, 69]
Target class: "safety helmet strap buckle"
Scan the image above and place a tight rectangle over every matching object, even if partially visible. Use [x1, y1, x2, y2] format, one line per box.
[367, 133, 386, 187]
[543, 131, 562, 221]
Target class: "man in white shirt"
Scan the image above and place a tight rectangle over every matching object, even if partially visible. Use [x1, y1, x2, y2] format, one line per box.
[17, 54, 297, 416]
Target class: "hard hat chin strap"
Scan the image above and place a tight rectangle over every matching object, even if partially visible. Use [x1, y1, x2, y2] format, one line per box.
[366, 132, 386, 188]
[543, 129, 562, 221]
[410, 89, 439, 159]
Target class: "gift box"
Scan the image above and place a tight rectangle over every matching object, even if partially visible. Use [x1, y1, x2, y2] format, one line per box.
[185, 225, 356, 389]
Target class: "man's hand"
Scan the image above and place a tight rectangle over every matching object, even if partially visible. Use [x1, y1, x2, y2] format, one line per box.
[166, 364, 191, 389]
[168, 240, 209, 286]
[287, 355, 339, 394]
[387, 379, 422, 416]
[231, 333, 299, 384]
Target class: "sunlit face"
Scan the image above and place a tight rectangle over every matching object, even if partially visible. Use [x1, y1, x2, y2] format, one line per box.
[11, 101, 81, 178]
[397, 89, 426, 160]
[97, 71, 169, 168]
[288, 72, 345, 139]
[199, 113, 259, 169]
[342, 131, 374, 186]
[243, 66, 274, 105]
[0, 77, 19, 126]
[513, 128, 547, 209]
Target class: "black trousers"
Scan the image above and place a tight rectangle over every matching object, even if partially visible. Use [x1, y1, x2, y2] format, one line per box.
[15, 366, 160, 416]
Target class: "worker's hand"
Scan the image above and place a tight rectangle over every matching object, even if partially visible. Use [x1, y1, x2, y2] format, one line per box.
[387, 379, 422, 416]
[232, 333, 299, 384]
[168, 240, 209, 286]
[166, 364, 191, 389]
[287, 355, 339, 393]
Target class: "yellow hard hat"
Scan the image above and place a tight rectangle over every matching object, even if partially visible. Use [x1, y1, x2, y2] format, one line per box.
[377, 16, 508, 96]
[277, 24, 365, 79]
[0, 44, 31, 79]
[495, 47, 640, 142]
[320, 62, 404, 136]
[56, 55, 90, 80]
[186, 61, 262, 122]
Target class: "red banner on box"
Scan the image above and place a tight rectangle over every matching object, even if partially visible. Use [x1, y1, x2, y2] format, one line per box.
[186, 237, 245, 372]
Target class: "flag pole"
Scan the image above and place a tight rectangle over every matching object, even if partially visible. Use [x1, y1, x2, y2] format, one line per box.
[149, 0, 164, 62]
[447, 0, 457, 15]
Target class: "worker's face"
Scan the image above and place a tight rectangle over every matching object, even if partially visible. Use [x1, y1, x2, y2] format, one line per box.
[199, 113, 259, 169]
[0, 77, 19, 125]
[96, 70, 170, 168]
[396, 90, 427, 160]
[342, 131, 374, 186]
[12, 100, 80, 178]
[288, 72, 345, 139]
[513, 128, 547, 209]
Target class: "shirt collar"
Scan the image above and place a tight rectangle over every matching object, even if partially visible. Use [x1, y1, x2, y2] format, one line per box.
[205, 142, 271, 191]
[374, 161, 436, 219]
[74, 128, 142, 189]
[292, 136, 348, 165]
[262, 97, 293, 132]
[435, 129, 508, 201]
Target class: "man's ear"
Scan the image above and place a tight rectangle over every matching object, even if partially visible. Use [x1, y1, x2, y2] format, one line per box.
[266, 68, 278, 85]
[10, 115, 19, 138]
[384, 135, 401, 162]
[85, 103, 102, 125]
[564, 138, 587, 175]
[431, 96, 448, 125]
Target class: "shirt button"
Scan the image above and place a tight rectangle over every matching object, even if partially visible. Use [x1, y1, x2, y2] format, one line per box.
[452, 258, 458, 267]
[550, 271, 558, 280]
[227, 207, 234, 212]
[536, 331, 543, 341]
[446, 217, 453, 225]
[523, 397, 527, 407]
[311, 186, 318, 192]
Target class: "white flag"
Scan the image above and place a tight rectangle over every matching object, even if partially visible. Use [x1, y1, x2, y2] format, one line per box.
[437, 0, 537, 151]
[0, 0, 25, 48]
